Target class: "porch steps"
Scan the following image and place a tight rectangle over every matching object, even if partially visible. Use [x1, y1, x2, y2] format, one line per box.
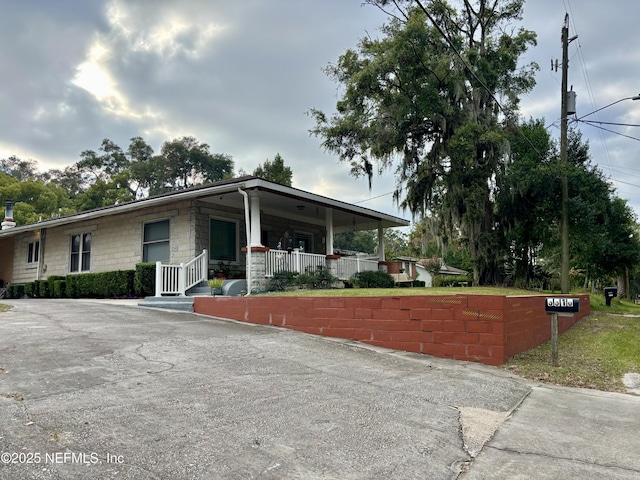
[138, 279, 249, 311]
[186, 283, 211, 296]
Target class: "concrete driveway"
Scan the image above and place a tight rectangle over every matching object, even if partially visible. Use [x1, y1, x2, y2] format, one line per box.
[0, 299, 638, 480]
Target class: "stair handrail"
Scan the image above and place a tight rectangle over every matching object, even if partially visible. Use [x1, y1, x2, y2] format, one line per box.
[183, 249, 208, 293]
[155, 249, 208, 297]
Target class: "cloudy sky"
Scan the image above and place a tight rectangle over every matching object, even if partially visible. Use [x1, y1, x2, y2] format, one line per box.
[1, 0, 639, 224]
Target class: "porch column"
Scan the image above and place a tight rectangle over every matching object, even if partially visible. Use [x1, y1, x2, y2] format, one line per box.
[325, 208, 334, 255]
[248, 191, 263, 247]
[378, 223, 385, 261]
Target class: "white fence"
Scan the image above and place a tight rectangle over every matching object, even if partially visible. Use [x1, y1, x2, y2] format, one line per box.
[266, 250, 379, 280]
[336, 257, 379, 280]
[155, 249, 208, 296]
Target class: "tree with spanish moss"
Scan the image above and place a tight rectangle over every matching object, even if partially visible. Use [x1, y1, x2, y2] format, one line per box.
[310, 0, 538, 284]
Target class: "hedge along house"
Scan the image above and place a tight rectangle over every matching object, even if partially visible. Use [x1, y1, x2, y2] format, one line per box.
[0, 176, 409, 295]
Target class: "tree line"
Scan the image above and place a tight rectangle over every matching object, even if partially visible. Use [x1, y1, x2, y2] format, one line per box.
[311, 0, 640, 292]
[0, 136, 292, 226]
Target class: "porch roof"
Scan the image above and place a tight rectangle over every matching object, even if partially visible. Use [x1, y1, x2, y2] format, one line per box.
[0, 176, 410, 237]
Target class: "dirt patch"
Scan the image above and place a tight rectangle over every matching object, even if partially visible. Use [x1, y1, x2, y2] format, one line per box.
[1, 392, 24, 401]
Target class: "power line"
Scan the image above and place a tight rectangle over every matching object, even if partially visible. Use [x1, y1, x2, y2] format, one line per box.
[609, 177, 640, 189]
[579, 120, 640, 128]
[352, 191, 394, 204]
[602, 164, 640, 173]
[576, 120, 640, 142]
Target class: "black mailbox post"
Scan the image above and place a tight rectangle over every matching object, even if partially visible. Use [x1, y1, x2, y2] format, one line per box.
[604, 287, 618, 307]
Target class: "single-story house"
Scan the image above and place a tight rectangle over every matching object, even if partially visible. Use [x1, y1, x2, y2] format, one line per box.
[385, 256, 419, 286]
[0, 176, 409, 295]
[416, 258, 469, 287]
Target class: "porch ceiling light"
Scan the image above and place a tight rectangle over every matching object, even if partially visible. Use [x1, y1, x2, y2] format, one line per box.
[296, 205, 305, 211]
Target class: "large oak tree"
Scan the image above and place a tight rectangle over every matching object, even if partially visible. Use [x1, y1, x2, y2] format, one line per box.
[310, 0, 538, 284]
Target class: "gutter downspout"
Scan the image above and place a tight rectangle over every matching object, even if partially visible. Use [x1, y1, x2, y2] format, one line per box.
[238, 188, 252, 294]
[36, 228, 45, 280]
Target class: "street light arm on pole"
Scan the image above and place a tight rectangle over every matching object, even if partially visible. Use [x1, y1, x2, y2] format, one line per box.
[577, 94, 640, 120]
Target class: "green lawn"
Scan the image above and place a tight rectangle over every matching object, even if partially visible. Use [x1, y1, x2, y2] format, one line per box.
[502, 295, 640, 392]
[260, 286, 536, 297]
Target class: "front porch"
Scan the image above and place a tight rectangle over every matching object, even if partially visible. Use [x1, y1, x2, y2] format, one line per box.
[154, 248, 383, 296]
[136, 177, 409, 297]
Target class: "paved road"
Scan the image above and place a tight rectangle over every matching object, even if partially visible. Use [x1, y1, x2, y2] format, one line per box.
[0, 299, 638, 479]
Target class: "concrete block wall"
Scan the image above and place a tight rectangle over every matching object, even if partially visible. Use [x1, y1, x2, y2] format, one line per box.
[10, 232, 43, 283]
[247, 248, 267, 292]
[10, 201, 195, 282]
[193, 293, 590, 366]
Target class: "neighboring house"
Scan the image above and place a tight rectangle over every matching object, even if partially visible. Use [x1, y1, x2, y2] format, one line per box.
[0, 176, 409, 294]
[386, 256, 419, 286]
[416, 258, 469, 287]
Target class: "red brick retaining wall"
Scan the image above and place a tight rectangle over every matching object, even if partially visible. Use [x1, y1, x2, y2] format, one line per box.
[193, 294, 590, 366]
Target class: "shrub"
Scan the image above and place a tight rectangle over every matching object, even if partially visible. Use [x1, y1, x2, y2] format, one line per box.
[24, 282, 36, 298]
[296, 272, 315, 289]
[316, 266, 339, 289]
[65, 275, 79, 298]
[35, 279, 50, 298]
[98, 270, 135, 297]
[300, 266, 338, 289]
[268, 270, 299, 291]
[53, 280, 66, 298]
[9, 284, 25, 299]
[66, 270, 135, 298]
[134, 262, 156, 297]
[353, 270, 395, 288]
[434, 275, 472, 287]
[47, 276, 66, 298]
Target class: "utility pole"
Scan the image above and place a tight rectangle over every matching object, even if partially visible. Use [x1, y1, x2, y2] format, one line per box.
[559, 14, 577, 294]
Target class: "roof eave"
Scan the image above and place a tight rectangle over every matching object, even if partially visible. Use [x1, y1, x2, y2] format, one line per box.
[0, 177, 410, 237]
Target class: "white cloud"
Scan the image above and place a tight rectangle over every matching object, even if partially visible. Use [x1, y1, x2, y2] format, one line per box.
[2, 0, 640, 221]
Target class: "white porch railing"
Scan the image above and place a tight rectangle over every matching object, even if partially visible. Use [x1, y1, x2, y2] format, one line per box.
[155, 249, 208, 296]
[266, 249, 327, 277]
[265, 249, 380, 280]
[337, 257, 379, 280]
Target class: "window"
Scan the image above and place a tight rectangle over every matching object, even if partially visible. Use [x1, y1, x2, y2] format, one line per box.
[27, 241, 40, 264]
[143, 220, 170, 263]
[70, 233, 91, 272]
[210, 218, 237, 262]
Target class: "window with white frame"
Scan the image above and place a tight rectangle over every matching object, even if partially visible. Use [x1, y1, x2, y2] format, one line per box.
[27, 240, 40, 265]
[143, 220, 170, 263]
[70, 233, 91, 272]
[210, 218, 237, 262]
